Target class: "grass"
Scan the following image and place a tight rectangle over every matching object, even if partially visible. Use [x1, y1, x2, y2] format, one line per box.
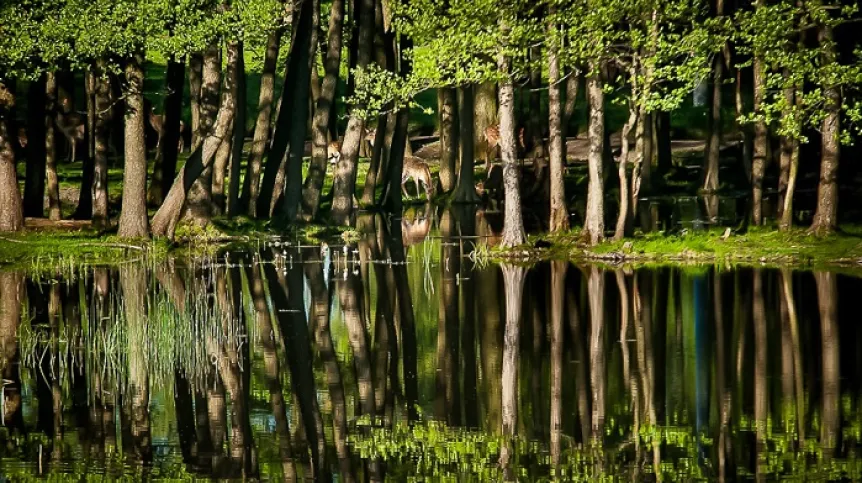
[514, 225, 862, 268]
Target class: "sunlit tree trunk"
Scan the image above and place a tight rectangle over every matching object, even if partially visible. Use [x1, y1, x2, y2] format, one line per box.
[548, 20, 568, 232]
[498, 29, 525, 247]
[45, 72, 61, 221]
[615, 101, 637, 240]
[118, 54, 150, 238]
[809, 24, 840, 235]
[751, 10, 768, 226]
[330, 0, 375, 224]
[0, 87, 23, 232]
[584, 63, 605, 245]
[702, 0, 725, 193]
[438, 88, 459, 192]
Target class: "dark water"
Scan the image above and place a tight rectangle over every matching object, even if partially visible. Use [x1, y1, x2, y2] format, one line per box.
[1, 214, 861, 480]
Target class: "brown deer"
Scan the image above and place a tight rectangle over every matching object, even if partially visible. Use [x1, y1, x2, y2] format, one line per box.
[16, 127, 27, 149]
[483, 124, 526, 170]
[55, 98, 86, 162]
[402, 156, 435, 199]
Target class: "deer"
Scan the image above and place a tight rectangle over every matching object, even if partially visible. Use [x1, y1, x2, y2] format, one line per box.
[402, 156, 436, 200]
[16, 127, 27, 149]
[55, 97, 86, 162]
[483, 124, 526, 171]
[328, 140, 341, 164]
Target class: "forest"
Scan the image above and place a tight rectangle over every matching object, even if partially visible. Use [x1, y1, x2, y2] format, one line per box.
[0, 0, 861, 249]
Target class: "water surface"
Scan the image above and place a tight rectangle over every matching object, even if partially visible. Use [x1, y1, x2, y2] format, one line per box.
[1, 212, 861, 480]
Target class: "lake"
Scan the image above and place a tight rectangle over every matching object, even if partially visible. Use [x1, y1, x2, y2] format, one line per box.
[0, 211, 860, 480]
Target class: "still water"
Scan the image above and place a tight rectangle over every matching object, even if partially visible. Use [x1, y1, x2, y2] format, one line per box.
[1, 212, 861, 480]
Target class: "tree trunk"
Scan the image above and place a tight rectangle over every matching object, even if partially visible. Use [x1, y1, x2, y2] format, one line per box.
[118, 53, 150, 238]
[357, 0, 390, 207]
[779, 82, 800, 231]
[563, 73, 579, 138]
[751, 48, 768, 226]
[212, 56, 235, 217]
[184, 43, 221, 226]
[452, 85, 479, 203]
[0, 86, 24, 232]
[584, 63, 605, 245]
[241, 30, 282, 217]
[809, 24, 839, 235]
[151, 44, 239, 239]
[45, 72, 61, 221]
[257, 0, 317, 219]
[227, 45, 247, 217]
[527, 45, 545, 160]
[23, 75, 46, 218]
[548, 23, 568, 232]
[702, 54, 723, 193]
[474, 82, 497, 166]
[438, 88, 458, 192]
[381, 35, 412, 213]
[278, 0, 318, 222]
[74, 67, 96, 219]
[330, 0, 375, 224]
[302, 0, 345, 219]
[148, 57, 185, 206]
[615, 105, 636, 240]
[93, 60, 111, 229]
[189, 52, 204, 149]
[498, 47, 525, 247]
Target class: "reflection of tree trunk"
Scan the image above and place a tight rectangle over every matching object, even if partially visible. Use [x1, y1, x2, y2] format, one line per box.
[588, 267, 605, 439]
[437, 209, 460, 424]
[387, 216, 419, 421]
[305, 253, 354, 482]
[500, 264, 525, 479]
[0, 271, 23, 428]
[270, 261, 328, 478]
[479, 264, 503, 432]
[780, 270, 804, 443]
[550, 261, 566, 466]
[567, 270, 590, 444]
[457, 206, 479, 427]
[815, 271, 839, 455]
[753, 271, 767, 479]
[714, 270, 731, 479]
[120, 264, 152, 462]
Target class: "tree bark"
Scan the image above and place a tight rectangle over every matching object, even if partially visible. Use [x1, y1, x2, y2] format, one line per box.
[751, 22, 768, 225]
[584, 63, 605, 245]
[92, 60, 111, 229]
[148, 57, 185, 206]
[438, 88, 459, 192]
[809, 24, 840, 235]
[151, 44, 238, 239]
[615, 104, 637, 240]
[452, 85, 479, 203]
[330, 0, 375, 224]
[227, 45, 247, 217]
[527, 45, 545, 160]
[184, 44, 221, 226]
[74, 68, 96, 219]
[302, 0, 345, 219]
[117, 54, 150, 238]
[498, 76, 525, 245]
[548, 22, 568, 232]
[779, 84, 800, 231]
[0, 85, 24, 232]
[45, 72, 61, 221]
[702, 54, 723, 193]
[23, 75, 46, 218]
[257, 0, 317, 219]
[189, 52, 204, 149]
[241, 30, 282, 217]
[381, 34, 412, 213]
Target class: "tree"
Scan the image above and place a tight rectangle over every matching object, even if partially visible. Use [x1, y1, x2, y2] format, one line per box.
[0, 84, 24, 232]
[117, 52, 150, 238]
[547, 10, 568, 232]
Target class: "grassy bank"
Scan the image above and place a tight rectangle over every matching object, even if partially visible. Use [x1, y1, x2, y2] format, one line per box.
[483, 226, 862, 268]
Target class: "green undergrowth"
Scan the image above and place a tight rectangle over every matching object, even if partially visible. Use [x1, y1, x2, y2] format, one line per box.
[478, 225, 862, 269]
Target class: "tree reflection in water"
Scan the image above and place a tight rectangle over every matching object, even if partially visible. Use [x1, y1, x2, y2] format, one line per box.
[0, 223, 861, 480]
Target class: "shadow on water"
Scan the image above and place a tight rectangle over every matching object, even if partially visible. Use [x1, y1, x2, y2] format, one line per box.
[2, 206, 862, 480]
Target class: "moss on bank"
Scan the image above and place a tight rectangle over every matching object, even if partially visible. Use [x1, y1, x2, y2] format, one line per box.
[485, 226, 862, 268]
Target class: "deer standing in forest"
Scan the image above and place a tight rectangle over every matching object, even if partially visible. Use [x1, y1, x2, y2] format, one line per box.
[55, 98, 86, 162]
[402, 156, 435, 200]
[483, 124, 527, 170]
